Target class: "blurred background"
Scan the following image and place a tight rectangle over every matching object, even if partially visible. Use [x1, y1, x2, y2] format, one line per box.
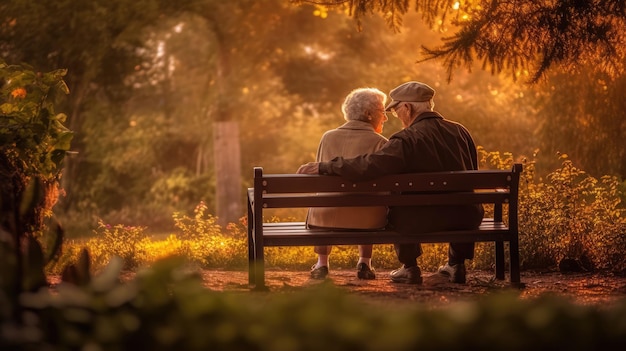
[2, 0, 624, 237]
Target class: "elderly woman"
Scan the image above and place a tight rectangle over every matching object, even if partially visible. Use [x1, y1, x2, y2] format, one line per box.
[307, 87, 389, 280]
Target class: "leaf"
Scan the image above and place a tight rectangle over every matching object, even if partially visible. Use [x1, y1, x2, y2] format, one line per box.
[53, 130, 74, 151]
[55, 79, 70, 95]
[0, 102, 17, 114]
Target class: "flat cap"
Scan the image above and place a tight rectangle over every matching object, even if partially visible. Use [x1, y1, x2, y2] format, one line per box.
[385, 81, 435, 111]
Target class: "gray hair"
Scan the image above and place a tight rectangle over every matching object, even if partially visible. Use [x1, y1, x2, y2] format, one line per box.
[341, 88, 387, 122]
[405, 100, 435, 115]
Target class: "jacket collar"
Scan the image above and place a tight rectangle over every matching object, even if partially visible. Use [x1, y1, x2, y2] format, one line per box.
[338, 119, 376, 131]
[410, 111, 443, 126]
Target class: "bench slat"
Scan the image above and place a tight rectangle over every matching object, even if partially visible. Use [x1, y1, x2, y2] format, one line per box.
[260, 219, 510, 246]
[259, 191, 511, 208]
[261, 171, 515, 193]
[263, 218, 498, 230]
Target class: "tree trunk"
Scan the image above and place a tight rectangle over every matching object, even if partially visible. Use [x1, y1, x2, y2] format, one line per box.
[213, 121, 242, 227]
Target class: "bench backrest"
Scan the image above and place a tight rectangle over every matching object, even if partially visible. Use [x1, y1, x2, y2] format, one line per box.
[251, 164, 522, 224]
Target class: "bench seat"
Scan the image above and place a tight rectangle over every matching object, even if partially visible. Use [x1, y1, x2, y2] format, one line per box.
[261, 219, 510, 246]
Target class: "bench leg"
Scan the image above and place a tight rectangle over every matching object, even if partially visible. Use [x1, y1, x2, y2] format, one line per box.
[248, 226, 255, 286]
[495, 241, 505, 280]
[252, 243, 268, 291]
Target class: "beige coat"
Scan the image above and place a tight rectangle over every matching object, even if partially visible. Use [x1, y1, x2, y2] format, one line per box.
[306, 120, 388, 229]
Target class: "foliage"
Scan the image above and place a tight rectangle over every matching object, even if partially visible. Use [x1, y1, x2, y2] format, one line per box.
[297, 0, 626, 82]
[479, 148, 626, 272]
[4, 256, 626, 350]
[51, 202, 249, 274]
[0, 0, 200, 233]
[171, 201, 248, 268]
[0, 59, 72, 233]
[56, 143, 626, 274]
[0, 60, 73, 322]
[0, 60, 72, 182]
[534, 67, 626, 179]
[88, 220, 150, 270]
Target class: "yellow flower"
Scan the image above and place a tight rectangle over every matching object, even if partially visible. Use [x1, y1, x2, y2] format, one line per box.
[11, 87, 26, 99]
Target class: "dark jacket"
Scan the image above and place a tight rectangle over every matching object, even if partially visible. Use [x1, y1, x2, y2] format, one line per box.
[318, 111, 484, 233]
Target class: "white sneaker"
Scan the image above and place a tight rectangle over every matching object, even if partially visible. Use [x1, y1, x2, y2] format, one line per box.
[438, 263, 466, 284]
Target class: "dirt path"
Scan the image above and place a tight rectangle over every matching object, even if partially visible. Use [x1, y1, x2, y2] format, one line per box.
[199, 269, 626, 307]
[50, 268, 626, 307]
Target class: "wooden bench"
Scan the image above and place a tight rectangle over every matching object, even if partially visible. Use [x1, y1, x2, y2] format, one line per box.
[247, 164, 524, 290]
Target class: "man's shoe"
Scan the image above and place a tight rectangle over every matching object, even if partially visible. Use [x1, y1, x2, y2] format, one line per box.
[356, 263, 376, 280]
[389, 265, 422, 284]
[310, 265, 329, 280]
[438, 263, 466, 284]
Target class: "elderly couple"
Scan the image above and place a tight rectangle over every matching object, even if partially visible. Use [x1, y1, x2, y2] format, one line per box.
[296, 81, 483, 285]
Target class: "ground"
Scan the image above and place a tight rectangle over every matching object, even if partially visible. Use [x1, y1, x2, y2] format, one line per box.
[198, 268, 626, 307]
[49, 268, 626, 307]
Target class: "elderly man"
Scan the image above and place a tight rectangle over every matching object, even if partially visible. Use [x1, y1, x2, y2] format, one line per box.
[297, 81, 484, 284]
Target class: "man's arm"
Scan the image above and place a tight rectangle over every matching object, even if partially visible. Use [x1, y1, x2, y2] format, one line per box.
[296, 162, 320, 175]
[296, 138, 407, 182]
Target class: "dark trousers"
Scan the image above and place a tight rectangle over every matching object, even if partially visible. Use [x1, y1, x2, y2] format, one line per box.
[388, 204, 484, 267]
[394, 242, 474, 266]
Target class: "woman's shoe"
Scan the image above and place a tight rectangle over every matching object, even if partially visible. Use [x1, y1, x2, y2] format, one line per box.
[310, 265, 329, 279]
[356, 263, 376, 280]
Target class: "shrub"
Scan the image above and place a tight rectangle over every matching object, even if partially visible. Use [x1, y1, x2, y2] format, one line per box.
[172, 201, 248, 268]
[4, 257, 626, 351]
[479, 148, 626, 272]
[87, 220, 150, 270]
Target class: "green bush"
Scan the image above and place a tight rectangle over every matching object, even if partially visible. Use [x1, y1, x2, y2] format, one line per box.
[89, 220, 150, 270]
[171, 201, 248, 268]
[479, 148, 626, 273]
[3, 257, 626, 351]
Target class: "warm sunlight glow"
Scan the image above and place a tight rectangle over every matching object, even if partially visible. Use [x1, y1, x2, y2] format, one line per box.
[453, 2, 460, 10]
[303, 45, 332, 60]
[313, 5, 328, 19]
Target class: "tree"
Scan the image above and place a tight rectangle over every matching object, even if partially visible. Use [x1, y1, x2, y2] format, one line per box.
[0, 0, 197, 212]
[2, 0, 401, 229]
[294, 0, 626, 82]
[535, 67, 626, 178]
